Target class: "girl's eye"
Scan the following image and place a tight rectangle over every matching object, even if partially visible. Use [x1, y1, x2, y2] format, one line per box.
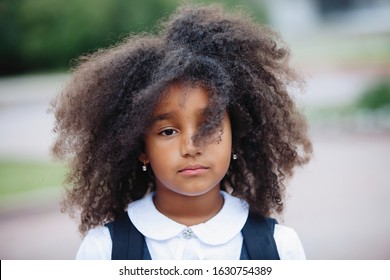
[159, 129, 177, 136]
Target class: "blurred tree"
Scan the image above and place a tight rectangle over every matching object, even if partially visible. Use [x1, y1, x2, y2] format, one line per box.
[0, 0, 267, 75]
[0, 0, 24, 74]
[357, 81, 390, 112]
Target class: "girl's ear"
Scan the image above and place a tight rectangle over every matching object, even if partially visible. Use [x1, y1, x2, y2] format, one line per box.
[138, 153, 149, 164]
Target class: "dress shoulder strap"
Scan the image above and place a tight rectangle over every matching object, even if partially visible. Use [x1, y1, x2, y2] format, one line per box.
[241, 212, 280, 260]
[105, 211, 149, 260]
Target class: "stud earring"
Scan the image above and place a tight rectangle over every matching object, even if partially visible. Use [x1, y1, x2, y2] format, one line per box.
[232, 153, 238, 160]
[142, 161, 147, 172]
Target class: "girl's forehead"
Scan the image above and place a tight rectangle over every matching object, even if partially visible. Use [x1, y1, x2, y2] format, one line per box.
[155, 83, 211, 113]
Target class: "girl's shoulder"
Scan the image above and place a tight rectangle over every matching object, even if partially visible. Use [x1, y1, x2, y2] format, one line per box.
[75, 226, 112, 260]
[274, 224, 306, 260]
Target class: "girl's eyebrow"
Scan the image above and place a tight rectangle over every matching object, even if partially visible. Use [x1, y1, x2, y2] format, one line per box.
[154, 107, 206, 119]
[152, 108, 206, 124]
[152, 112, 175, 122]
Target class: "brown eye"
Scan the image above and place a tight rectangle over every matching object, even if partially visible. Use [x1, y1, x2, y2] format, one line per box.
[159, 129, 177, 136]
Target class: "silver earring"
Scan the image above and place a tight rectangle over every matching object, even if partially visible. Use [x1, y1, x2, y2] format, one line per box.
[232, 153, 238, 160]
[142, 161, 147, 172]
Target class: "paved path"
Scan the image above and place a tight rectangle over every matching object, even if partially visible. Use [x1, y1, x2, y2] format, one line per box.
[0, 196, 81, 259]
[0, 73, 389, 259]
[285, 129, 390, 259]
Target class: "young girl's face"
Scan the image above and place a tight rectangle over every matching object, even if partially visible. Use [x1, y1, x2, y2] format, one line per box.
[140, 84, 232, 197]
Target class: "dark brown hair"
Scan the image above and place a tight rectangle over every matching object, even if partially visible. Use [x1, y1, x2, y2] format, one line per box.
[51, 3, 312, 234]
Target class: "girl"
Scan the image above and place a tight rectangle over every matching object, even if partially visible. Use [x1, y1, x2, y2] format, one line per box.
[51, 3, 312, 260]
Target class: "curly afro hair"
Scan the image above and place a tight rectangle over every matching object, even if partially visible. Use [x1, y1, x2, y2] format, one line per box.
[51, 3, 312, 234]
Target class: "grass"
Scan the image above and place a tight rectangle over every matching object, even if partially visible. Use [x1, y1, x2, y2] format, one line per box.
[0, 160, 67, 197]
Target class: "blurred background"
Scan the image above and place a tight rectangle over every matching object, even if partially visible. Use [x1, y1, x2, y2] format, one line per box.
[0, 0, 389, 259]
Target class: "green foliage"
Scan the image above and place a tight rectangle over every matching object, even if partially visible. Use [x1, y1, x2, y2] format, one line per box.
[0, 0, 179, 74]
[356, 81, 390, 111]
[0, 161, 67, 196]
[0, 0, 268, 75]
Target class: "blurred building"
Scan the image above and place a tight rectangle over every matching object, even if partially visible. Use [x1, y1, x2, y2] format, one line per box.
[263, 0, 390, 39]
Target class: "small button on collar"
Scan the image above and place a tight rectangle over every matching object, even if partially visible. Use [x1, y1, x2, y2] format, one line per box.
[183, 228, 194, 239]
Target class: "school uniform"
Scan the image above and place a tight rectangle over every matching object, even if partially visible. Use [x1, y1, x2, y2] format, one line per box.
[76, 191, 306, 260]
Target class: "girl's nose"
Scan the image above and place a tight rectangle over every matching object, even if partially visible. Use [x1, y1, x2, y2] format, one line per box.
[180, 133, 202, 157]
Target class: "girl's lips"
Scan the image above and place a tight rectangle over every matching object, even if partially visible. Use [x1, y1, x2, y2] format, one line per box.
[178, 164, 209, 176]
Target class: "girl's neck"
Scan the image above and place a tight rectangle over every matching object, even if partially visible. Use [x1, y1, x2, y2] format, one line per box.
[153, 187, 224, 227]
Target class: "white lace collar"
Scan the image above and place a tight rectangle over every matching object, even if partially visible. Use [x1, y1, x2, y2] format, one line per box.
[127, 191, 249, 245]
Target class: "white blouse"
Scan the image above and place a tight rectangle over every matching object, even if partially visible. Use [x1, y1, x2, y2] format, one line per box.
[76, 192, 306, 260]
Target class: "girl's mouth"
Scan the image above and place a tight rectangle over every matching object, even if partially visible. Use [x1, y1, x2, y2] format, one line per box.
[178, 164, 209, 176]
